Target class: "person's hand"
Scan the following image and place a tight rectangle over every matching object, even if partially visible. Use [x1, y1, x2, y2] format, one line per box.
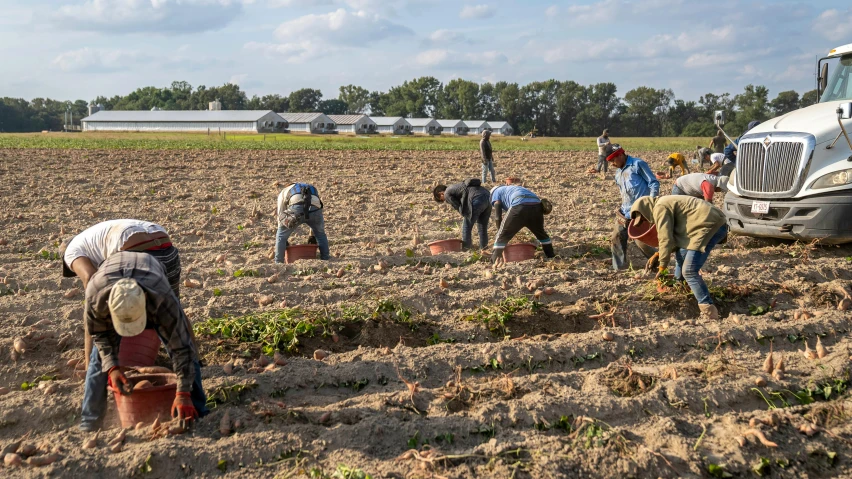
[107, 367, 131, 395]
[645, 253, 660, 272]
[655, 267, 670, 280]
[171, 392, 198, 421]
[492, 256, 506, 270]
[615, 209, 628, 226]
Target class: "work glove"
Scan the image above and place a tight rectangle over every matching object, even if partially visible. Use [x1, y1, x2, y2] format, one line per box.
[107, 366, 132, 396]
[171, 392, 199, 421]
[645, 253, 660, 273]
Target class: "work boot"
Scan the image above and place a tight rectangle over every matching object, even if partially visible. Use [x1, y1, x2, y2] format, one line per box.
[699, 304, 719, 321]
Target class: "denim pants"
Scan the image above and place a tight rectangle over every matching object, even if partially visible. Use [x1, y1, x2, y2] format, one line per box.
[611, 220, 657, 271]
[462, 197, 491, 250]
[597, 155, 608, 173]
[81, 336, 209, 429]
[481, 160, 496, 183]
[671, 184, 684, 196]
[274, 207, 330, 262]
[674, 225, 728, 305]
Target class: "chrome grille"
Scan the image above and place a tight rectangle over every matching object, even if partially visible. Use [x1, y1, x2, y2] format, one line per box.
[737, 139, 806, 197]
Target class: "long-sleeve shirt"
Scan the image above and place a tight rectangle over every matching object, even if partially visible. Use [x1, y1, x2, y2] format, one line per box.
[480, 139, 493, 162]
[490, 185, 540, 211]
[667, 153, 690, 176]
[615, 156, 659, 218]
[444, 181, 489, 220]
[86, 252, 198, 393]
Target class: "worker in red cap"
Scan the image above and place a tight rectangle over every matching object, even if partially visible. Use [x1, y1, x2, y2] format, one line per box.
[605, 143, 660, 271]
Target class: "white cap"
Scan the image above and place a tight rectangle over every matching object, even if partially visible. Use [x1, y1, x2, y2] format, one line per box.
[108, 278, 147, 337]
[717, 176, 730, 192]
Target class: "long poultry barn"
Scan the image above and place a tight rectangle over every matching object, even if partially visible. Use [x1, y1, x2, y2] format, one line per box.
[80, 110, 288, 133]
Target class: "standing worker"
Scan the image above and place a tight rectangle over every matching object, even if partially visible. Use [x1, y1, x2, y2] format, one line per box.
[596, 129, 611, 179]
[665, 152, 690, 179]
[275, 182, 330, 263]
[480, 130, 496, 184]
[630, 196, 728, 320]
[80, 252, 209, 431]
[605, 143, 660, 271]
[672, 173, 729, 202]
[433, 179, 492, 251]
[709, 130, 727, 153]
[490, 184, 555, 266]
[61, 219, 183, 375]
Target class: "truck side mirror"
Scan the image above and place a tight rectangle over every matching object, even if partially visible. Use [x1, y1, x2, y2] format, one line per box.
[839, 103, 852, 120]
[820, 63, 829, 92]
[714, 110, 726, 126]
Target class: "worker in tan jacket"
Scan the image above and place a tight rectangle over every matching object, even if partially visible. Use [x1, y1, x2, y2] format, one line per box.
[630, 196, 728, 320]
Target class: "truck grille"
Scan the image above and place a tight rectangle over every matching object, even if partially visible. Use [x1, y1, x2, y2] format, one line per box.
[737, 139, 806, 197]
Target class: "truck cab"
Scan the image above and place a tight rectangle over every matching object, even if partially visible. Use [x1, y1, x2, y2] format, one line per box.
[723, 42, 852, 244]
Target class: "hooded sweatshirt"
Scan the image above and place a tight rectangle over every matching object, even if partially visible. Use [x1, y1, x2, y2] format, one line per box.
[630, 196, 726, 270]
[480, 131, 493, 163]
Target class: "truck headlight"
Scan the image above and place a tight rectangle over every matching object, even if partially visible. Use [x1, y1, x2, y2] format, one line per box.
[811, 169, 852, 189]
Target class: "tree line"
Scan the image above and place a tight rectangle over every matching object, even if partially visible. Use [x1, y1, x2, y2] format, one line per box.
[0, 78, 818, 137]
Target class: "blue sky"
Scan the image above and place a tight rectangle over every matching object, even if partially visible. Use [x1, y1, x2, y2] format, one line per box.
[1, 0, 850, 103]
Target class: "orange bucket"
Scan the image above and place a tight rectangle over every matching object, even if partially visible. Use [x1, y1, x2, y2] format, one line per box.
[118, 329, 160, 367]
[502, 243, 536, 262]
[109, 374, 177, 428]
[427, 239, 463, 255]
[285, 245, 318, 263]
[628, 221, 659, 247]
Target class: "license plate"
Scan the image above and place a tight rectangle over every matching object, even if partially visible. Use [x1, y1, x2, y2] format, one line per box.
[751, 201, 770, 214]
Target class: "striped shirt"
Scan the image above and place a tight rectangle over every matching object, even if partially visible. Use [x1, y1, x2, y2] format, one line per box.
[85, 252, 197, 393]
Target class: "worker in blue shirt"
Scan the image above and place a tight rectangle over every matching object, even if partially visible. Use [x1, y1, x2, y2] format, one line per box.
[605, 144, 660, 271]
[722, 120, 760, 177]
[490, 184, 555, 266]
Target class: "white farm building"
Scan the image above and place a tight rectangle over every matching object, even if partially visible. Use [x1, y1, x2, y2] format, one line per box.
[407, 118, 442, 135]
[327, 115, 376, 134]
[488, 121, 514, 136]
[80, 110, 288, 133]
[370, 117, 411, 135]
[437, 119, 468, 135]
[464, 120, 491, 135]
[280, 113, 336, 134]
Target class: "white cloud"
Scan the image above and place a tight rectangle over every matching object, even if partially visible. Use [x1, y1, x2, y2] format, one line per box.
[459, 4, 495, 20]
[562, 0, 683, 25]
[542, 39, 620, 63]
[414, 48, 507, 69]
[813, 9, 850, 42]
[52, 47, 148, 72]
[683, 51, 748, 69]
[229, 74, 249, 86]
[247, 9, 412, 63]
[428, 29, 467, 43]
[545, 5, 558, 17]
[51, 0, 246, 34]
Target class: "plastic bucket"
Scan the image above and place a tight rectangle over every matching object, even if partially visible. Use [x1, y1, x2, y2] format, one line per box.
[628, 221, 659, 247]
[427, 239, 463, 255]
[109, 374, 177, 428]
[285, 245, 318, 263]
[117, 329, 161, 367]
[502, 243, 536, 263]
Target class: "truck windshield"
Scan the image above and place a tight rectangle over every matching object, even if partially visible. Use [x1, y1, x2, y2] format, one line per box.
[821, 54, 852, 102]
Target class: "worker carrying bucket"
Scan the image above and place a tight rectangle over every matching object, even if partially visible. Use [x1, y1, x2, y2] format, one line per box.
[433, 179, 492, 251]
[80, 252, 208, 432]
[275, 182, 330, 262]
[630, 196, 728, 320]
[490, 184, 555, 267]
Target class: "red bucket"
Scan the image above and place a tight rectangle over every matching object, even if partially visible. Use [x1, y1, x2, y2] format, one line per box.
[628, 221, 659, 247]
[118, 329, 161, 367]
[285, 245, 318, 263]
[109, 374, 177, 428]
[427, 239, 463, 255]
[502, 243, 536, 263]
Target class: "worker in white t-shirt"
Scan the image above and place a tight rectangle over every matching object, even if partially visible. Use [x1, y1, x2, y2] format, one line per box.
[60, 219, 183, 372]
[706, 152, 727, 175]
[672, 173, 729, 202]
[595, 129, 611, 179]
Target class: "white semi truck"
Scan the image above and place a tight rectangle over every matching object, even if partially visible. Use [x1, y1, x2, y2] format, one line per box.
[722, 42, 852, 243]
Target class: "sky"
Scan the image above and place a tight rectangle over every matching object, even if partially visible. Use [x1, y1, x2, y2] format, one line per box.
[1, 0, 850, 103]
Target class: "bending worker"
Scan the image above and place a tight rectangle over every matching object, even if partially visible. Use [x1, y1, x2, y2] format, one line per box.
[490, 184, 555, 265]
[275, 182, 330, 263]
[672, 173, 729, 202]
[630, 196, 728, 320]
[433, 179, 492, 251]
[62, 219, 182, 373]
[81, 252, 208, 432]
[666, 152, 690, 178]
[605, 143, 660, 271]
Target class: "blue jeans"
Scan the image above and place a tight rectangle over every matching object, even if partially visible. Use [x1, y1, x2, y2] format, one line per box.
[462, 197, 491, 250]
[481, 161, 496, 183]
[674, 225, 728, 305]
[274, 207, 330, 262]
[671, 185, 684, 195]
[80, 335, 209, 430]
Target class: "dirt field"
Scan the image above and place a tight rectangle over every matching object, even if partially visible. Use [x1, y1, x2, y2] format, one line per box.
[2, 147, 852, 478]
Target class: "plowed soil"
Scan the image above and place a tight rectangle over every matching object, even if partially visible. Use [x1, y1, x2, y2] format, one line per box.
[2, 148, 852, 478]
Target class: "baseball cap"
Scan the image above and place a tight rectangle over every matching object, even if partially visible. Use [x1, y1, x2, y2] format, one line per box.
[108, 278, 147, 337]
[717, 176, 730, 192]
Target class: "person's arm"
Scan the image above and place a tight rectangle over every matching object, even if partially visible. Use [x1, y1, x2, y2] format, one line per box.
[701, 181, 715, 202]
[706, 163, 721, 175]
[85, 285, 121, 377]
[638, 161, 660, 197]
[72, 256, 98, 369]
[494, 200, 503, 228]
[654, 206, 675, 272]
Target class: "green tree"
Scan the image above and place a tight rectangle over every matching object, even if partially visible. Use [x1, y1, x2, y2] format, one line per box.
[318, 99, 348, 115]
[622, 86, 673, 136]
[338, 85, 370, 114]
[770, 90, 800, 116]
[801, 89, 819, 107]
[367, 91, 386, 116]
[438, 79, 480, 119]
[287, 88, 322, 112]
[574, 83, 620, 137]
[554, 81, 586, 136]
[732, 84, 770, 132]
